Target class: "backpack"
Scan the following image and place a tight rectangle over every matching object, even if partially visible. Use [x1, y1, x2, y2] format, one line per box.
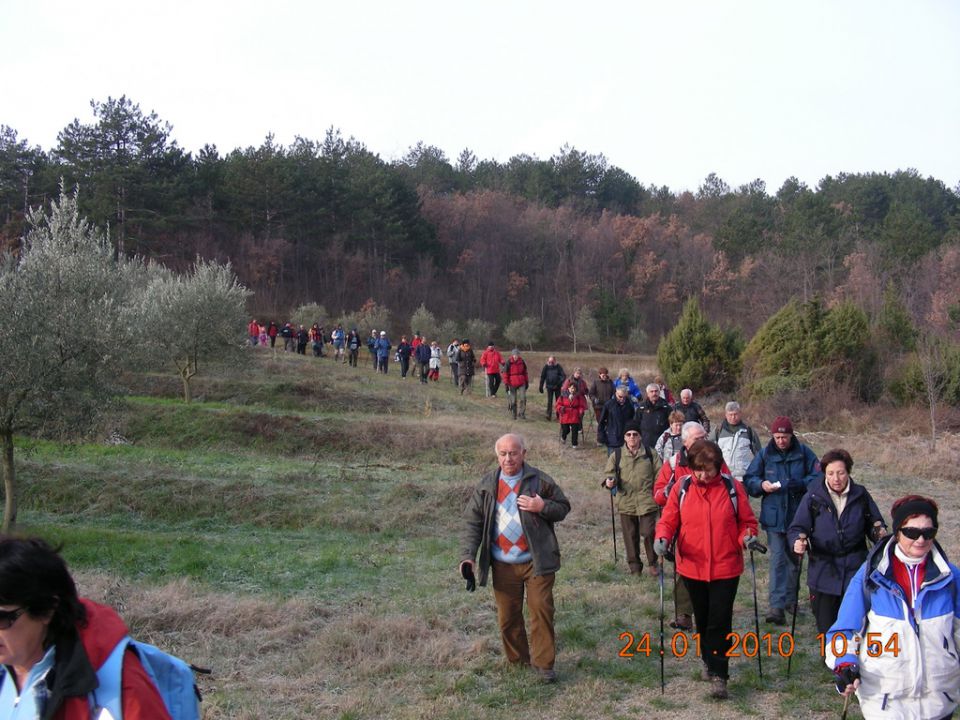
[676, 473, 739, 518]
[91, 637, 208, 720]
[611, 446, 653, 493]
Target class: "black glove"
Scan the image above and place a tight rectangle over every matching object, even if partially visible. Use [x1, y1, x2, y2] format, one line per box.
[744, 535, 767, 553]
[834, 662, 859, 693]
[870, 522, 887, 542]
[461, 563, 476, 592]
[539, 387, 544, 394]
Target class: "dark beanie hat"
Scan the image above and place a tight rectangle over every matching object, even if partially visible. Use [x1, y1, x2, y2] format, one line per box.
[623, 419, 643, 438]
[771, 416, 794, 434]
[892, 499, 939, 533]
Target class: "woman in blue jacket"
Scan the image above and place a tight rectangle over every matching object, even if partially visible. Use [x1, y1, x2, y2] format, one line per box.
[788, 449, 887, 633]
[827, 495, 960, 720]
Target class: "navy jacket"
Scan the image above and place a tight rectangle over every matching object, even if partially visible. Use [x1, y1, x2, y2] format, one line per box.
[743, 437, 823, 532]
[636, 397, 672, 451]
[787, 479, 886, 596]
[598, 398, 635, 448]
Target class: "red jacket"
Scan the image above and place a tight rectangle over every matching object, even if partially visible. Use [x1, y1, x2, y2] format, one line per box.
[247, 321, 259, 336]
[655, 474, 758, 581]
[654, 448, 730, 507]
[479, 348, 504, 375]
[502, 356, 528, 388]
[55, 599, 172, 720]
[555, 394, 586, 424]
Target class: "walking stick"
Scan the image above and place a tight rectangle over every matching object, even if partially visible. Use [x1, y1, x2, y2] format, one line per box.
[609, 491, 618, 563]
[658, 557, 665, 694]
[840, 691, 851, 720]
[787, 548, 804, 676]
[748, 544, 767, 679]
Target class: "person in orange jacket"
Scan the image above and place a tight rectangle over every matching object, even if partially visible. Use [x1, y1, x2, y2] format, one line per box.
[479, 342, 504, 398]
[555, 384, 587, 448]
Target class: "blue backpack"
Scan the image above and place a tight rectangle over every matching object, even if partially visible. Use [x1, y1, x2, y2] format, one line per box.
[91, 636, 206, 720]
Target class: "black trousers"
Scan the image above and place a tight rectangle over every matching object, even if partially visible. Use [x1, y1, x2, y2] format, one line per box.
[545, 387, 561, 418]
[683, 575, 740, 680]
[809, 589, 843, 634]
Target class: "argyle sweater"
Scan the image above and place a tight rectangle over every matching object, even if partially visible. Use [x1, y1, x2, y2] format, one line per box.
[491, 471, 532, 563]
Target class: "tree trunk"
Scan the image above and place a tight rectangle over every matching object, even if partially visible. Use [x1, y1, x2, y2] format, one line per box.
[180, 361, 194, 403]
[2, 429, 16, 532]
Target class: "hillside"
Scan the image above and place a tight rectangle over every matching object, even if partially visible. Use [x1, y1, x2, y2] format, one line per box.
[13, 349, 959, 719]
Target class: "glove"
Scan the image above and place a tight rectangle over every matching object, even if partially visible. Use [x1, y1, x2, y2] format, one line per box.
[870, 522, 888, 542]
[744, 534, 761, 551]
[834, 662, 860, 693]
[524, 383, 529, 390]
[539, 388, 544, 394]
[653, 538, 670, 557]
[460, 562, 476, 592]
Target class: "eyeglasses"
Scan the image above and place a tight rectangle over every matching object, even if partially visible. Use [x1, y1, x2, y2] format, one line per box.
[0, 607, 26, 630]
[900, 526, 937, 541]
[624, 432, 641, 437]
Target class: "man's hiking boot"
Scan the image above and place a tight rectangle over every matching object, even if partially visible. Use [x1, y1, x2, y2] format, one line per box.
[710, 676, 728, 699]
[765, 608, 786, 625]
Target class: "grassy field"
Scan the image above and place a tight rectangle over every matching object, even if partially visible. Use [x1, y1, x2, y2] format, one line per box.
[12, 349, 960, 719]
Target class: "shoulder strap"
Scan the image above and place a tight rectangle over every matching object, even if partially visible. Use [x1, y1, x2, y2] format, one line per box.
[614, 448, 622, 485]
[677, 474, 738, 518]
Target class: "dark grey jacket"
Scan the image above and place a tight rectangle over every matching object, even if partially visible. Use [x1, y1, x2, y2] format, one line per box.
[460, 463, 571, 587]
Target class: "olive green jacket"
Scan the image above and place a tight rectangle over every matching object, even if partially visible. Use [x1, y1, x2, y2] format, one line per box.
[604, 446, 661, 516]
[459, 463, 571, 587]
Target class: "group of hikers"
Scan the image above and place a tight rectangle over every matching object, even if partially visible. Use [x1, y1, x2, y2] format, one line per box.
[460, 412, 958, 717]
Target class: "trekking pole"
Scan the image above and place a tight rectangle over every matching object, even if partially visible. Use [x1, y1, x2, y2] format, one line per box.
[787, 548, 804, 676]
[840, 691, 851, 720]
[749, 545, 765, 679]
[658, 557, 665, 694]
[609, 491, 618, 563]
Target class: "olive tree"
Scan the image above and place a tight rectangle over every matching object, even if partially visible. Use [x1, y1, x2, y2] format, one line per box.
[138, 258, 250, 402]
[504, 316, 542, 351]
[0, 190, 139, 530]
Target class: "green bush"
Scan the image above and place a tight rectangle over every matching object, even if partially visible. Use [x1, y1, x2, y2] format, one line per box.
[743, 298, 881, 401]
[656, 298, 742, 392]
[887, 343, 960, 406]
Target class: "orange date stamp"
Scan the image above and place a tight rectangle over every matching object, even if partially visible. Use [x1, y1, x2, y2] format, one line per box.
[618, 631, 797, 658]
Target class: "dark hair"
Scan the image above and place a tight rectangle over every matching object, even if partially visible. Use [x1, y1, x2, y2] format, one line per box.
[820, 449, 853, 474]
[0, 536, 85, 645]
[891, 495, 939, 532]
[686, 439, 724, 473]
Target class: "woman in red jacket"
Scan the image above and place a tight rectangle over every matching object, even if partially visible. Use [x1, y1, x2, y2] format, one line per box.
[555, 385, 586, 448]
[654, 440, 759, 699]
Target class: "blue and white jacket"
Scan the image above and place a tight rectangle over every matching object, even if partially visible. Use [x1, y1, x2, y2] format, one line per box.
[826, 536, 960, 714]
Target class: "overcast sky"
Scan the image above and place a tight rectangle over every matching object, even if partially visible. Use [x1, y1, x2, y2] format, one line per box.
[3, 0, 958, 193]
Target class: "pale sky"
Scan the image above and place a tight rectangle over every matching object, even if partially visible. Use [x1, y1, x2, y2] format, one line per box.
[3, 0, 958, 194]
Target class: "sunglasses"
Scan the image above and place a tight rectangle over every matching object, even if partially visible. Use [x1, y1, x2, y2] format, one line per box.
[900, 526, 937, 541]
[0, 607, 26, 630]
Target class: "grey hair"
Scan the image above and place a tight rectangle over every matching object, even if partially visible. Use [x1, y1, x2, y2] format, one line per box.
[681, 388, 693, 398]
[618, 368, 630, 377]
[645, 383, 659, 393]
[725, 401, 741, 412]
[495, 433, 527, 454]
[681, 421, 705, 441]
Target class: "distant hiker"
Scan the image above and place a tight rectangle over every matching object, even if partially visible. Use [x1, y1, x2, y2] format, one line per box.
[397, 336, 412, 378]
[655, 440, 759, 700]
[503, 348, 529, 420]
[710, 401, 762, 481]
[655, 374, 674, 405]
[588, 367, 615, 424]
[248, 318, 259, 346]
[258, 323, 268, 347]
[636, 383, 672, 452]
[538, 357, 566, 420]
[674, 388, 711, 433]
[331, 323, 345, 363]
[411, 332, 425, 378]
[480, 342, 504, 398]
[367, 330, 379, 369]
[0, 536, 178, 719]
[555, 384, 586, 448]
[375, 331, 392, 374]
[826, 495, 959, 720]
[296, 324, 309, 355]
[456, 339, 476, 394]
[597, 386, 635, 455]
[460, 433, 571, 684]
[744, 416, 823, 625]
[309, 323, 323, 357]
[267, 321, 278, 348]
[560, 368, 588, 402]
[346, 328, 361, 367]
[447, 339, 461, 387]
[654, 410, 686, 463]
[428, 341, 442, 381]
[603, 419, 662, 577]
[787, 449, 887, 633]
[415, 339, 432, 383]
[280, 322, 295, 352]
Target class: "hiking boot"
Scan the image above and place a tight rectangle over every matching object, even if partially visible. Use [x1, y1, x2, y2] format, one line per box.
[669, 614, 693, 631]
[646, 564, 659, 578]
[710, 676, 728, 699]
[765, 608, 786, 625]
[534, 667, 558, 684]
